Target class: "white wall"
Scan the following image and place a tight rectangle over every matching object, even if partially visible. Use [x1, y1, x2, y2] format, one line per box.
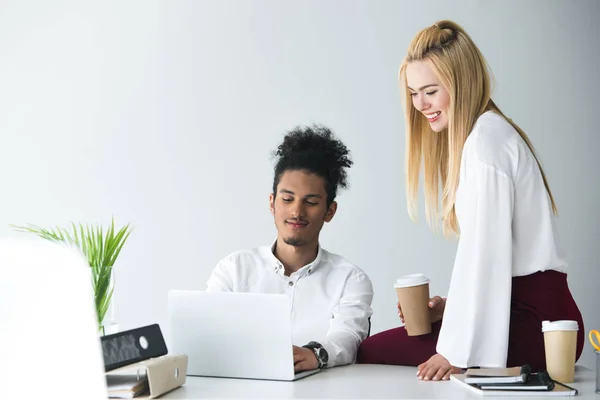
[1, 0, 598, 367]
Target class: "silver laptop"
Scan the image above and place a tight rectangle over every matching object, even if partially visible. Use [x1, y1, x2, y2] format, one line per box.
[168, 290, 321, 381]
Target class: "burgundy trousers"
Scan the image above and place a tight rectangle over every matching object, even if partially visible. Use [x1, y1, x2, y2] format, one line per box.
[356, 270, 584, 371]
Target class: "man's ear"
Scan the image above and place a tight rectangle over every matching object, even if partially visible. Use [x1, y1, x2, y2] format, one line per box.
[269, 193, 275, 216]
[324, 201, 337, 223]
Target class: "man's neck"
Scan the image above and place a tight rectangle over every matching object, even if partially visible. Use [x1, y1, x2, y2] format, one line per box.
[273, 237, 319, 276]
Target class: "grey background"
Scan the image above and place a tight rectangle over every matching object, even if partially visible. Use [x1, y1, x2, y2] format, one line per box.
[1, 0, 598, 368]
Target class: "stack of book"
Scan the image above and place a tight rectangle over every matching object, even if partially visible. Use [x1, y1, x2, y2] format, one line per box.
[450, 365, 578, 397]
[106, 374, 149, 399]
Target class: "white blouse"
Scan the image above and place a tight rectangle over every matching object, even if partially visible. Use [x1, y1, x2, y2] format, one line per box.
[436, 111, 567, 368]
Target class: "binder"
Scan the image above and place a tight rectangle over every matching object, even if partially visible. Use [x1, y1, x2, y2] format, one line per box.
[101, 324, 169, 372]
[101, 324, 187, 398]
[106, 354, 188, 399]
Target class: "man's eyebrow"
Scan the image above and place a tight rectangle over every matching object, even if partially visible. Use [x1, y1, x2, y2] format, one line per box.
[407, 84, 438, 91]
[278, 189, 323, 199]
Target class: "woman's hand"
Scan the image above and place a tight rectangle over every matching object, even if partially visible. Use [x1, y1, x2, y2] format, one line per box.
[417, 353, 462, 381]
[397, 295, 446, 324]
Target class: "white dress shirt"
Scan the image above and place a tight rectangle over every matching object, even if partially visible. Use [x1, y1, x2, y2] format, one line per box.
[436, 111, 567, 368]
[206, 242, 374, 367]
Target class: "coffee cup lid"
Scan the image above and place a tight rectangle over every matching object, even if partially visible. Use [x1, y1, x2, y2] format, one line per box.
[394, 273, 430, 288]
[541, 320, 579, 332]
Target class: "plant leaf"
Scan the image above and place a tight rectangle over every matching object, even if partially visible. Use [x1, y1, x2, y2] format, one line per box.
[11, 219, 132, 329]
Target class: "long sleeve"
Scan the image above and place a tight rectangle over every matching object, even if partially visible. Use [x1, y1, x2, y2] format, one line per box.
[206, 257, 234, 292]
[319, 270, 374, 367]
[436, 162, 514, 368]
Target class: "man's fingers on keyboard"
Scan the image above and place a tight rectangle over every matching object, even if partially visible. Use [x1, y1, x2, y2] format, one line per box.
[294, 361, 309, 372]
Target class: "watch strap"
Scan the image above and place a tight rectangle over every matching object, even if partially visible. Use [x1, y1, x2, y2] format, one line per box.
[302, 341, 328, 368]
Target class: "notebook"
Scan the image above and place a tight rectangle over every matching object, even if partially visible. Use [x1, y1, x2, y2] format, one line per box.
[168, 290, 321, 381]
[464, 365, 531, 384]
[479, 371, 554, 391]
[450, 373, 578, 397]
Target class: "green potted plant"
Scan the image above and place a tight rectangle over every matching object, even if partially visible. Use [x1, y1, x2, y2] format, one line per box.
[11, 218, 132, 335]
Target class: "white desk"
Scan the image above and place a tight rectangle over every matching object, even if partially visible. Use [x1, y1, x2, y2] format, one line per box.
[161, 364, 597, 399]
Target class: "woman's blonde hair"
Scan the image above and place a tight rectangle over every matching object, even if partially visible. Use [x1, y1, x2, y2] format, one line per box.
[399, 20, 557, 237]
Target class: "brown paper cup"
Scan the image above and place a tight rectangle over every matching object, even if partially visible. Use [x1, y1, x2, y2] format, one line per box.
[395, 274, 431, 336]
[542, 320, 578, 383]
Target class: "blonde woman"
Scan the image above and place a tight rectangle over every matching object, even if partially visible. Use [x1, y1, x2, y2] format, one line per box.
[357, 20, 584, 381]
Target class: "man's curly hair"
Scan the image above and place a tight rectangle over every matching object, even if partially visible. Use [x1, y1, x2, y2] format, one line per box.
[272, 124, 353, 207]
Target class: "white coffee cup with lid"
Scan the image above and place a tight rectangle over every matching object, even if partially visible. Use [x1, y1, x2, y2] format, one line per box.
[394, 274, 431, 336]
[542, 320, 578, 383]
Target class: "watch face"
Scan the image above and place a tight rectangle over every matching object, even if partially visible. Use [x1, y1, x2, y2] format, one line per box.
[317, 347, 328, 363]
[305, 342, 328, 366]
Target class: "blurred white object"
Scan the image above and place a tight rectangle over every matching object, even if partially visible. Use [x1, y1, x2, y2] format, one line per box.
[0, 237, 107, 399]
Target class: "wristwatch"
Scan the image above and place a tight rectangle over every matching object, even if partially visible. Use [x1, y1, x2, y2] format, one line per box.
[302, 341, 329, 368]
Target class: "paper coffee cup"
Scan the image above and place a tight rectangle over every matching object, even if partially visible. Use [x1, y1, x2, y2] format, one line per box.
[394, 274, 431, 336]
[542, 320, 578, 383]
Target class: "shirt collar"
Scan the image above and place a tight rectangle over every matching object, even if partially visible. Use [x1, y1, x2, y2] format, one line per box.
[267, 238, 323, 276]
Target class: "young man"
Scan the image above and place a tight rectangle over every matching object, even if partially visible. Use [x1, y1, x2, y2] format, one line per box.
[206, 125, 374, 372]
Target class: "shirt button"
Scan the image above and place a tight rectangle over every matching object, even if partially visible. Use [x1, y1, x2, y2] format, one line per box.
[288, 281, 294, 286]
[308, 269, 312, 274]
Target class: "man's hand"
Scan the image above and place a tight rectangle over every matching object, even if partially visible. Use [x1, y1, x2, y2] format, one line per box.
[398, 295, 446, 324]
[417, 353, 462, 381]
[293, 345, 318, 372]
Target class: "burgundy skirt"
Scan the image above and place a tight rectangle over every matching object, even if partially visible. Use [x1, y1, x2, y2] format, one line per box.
[356, 270, 584, 371]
